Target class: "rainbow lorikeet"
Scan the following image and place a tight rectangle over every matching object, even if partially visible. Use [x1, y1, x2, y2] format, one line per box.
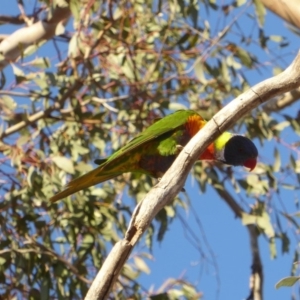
[50, 110, 258, 202]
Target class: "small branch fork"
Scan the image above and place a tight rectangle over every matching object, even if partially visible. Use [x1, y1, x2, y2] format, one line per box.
[85, 51, 300, 300]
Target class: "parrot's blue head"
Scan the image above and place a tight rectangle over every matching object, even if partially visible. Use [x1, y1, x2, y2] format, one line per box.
[218, 135, 258, 170]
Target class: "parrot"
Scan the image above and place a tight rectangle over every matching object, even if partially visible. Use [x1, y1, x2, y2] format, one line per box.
[50, 110, 258, 202]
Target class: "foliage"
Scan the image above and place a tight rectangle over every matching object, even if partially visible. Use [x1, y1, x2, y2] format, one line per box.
[0, 0, 299, 299]
[276, 275, 300, 289]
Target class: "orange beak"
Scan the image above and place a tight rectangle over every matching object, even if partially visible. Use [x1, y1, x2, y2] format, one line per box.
[244, 158, 257, 171]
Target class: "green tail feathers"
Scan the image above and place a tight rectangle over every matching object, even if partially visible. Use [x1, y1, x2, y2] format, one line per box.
[49, 162, 122, 202]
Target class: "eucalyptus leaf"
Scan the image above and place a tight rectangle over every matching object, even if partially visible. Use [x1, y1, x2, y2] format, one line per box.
[52, 156, 75, 174]
[275, 276, 300, 289]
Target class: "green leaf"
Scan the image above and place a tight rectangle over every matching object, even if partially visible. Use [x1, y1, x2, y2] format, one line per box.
[281, 184, 297, 190]
[1, 95, 17, 110]
[295, 160, 300, 173]
[226, 55, 242, 69]
[253, 0, 266, 26]
[273, 121, 290, 131]
[11, 64, 26, 83]
[235, 47, 253, 68]
[0, 257, 6, 265]
[269, 35, 283, 43]
[269, 237, 277, 259]
[55, 0, 69, 7]
[55, 22, 66, 36]
[182, 283, 198, 297]
[273, 66, 283, 76]
[76, 162, 93, 172]
[236, 0, 246, 6]
[122, 264, 139, 280]
[68, 35, 79, 57]
[221, 60, 230, 85]
[27, 166, 36, 188]
[113, 6, 123, 19]
[81, 234, 94, 249]
[52, 156, 75, 174]
[69, 0, 80, 20]
[23, 42, 44, 57]
[122, 58, 136, 81]
[28, 57, 50, 69]
[273, 148, 281, 172]
[194, 61, 207, 83]
[241, 212, 275, 238]
[275, 276, 300, 289]
[134, 256, 150, 274]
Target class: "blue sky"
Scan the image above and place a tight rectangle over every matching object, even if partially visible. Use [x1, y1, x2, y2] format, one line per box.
[1, 2, 300, 299]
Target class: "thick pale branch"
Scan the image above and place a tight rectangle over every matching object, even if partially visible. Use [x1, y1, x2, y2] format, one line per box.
[85, 241, 132, 299]
[0, 6, 70, 69]
[85, 51, 300, 300]
[261, 0, 300, 30]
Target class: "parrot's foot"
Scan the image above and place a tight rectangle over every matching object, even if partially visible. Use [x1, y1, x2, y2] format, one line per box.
[176, 144, 184, 154]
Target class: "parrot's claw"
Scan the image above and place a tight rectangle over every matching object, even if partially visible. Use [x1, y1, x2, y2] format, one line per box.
[175, 144, 184, 155]
[176, 144, 184, 152]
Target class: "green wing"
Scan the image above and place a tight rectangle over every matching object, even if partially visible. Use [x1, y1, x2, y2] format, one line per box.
[105, 109, 198, 163]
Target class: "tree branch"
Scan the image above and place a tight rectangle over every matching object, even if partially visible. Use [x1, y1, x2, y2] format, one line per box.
[216, 188, 263, 300]
[0, 5, 70, 69]
[0, 14, 26, 25]
[85, 51, 300, 300]
[246, 225, 263, 300]
[261, 0, 300, 30]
